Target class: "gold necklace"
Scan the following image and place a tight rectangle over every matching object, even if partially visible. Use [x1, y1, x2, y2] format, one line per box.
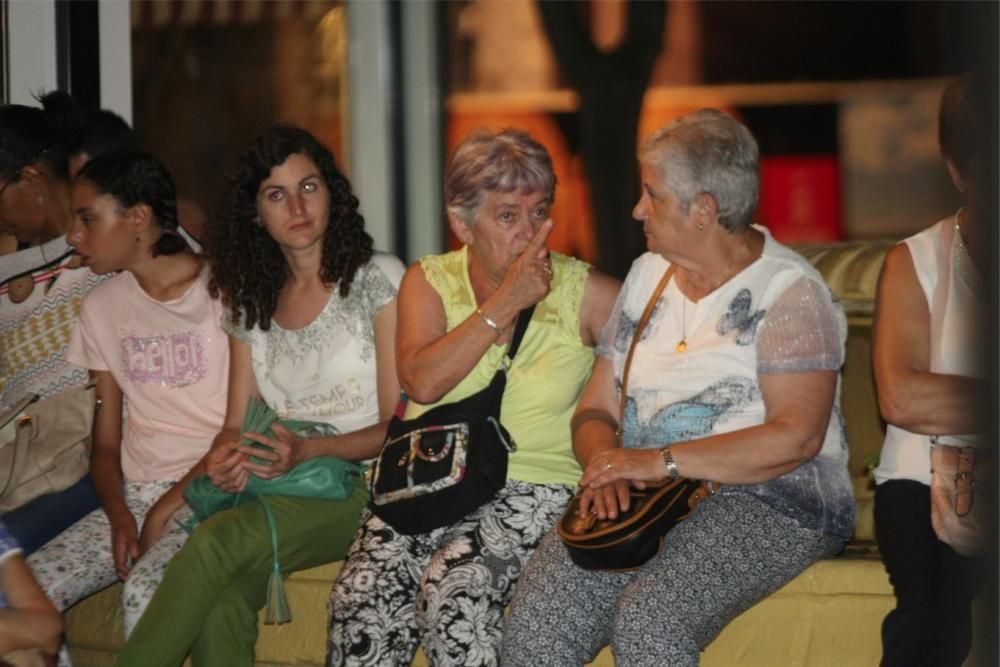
[677, 298, 687, 353]
[675, 235, 757, 353]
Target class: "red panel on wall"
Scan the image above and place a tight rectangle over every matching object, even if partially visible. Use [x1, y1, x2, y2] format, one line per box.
[758, 155, 842, 243]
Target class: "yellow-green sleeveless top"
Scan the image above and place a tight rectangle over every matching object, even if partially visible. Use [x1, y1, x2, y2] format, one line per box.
[404, 247, 593, 486]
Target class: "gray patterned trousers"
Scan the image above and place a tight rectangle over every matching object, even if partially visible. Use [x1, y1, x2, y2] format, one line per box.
[502, 492, 844, 667]
[328, 479, 574, 667]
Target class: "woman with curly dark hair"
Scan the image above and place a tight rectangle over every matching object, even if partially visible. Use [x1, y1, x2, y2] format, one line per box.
[119, 126, 404, 667]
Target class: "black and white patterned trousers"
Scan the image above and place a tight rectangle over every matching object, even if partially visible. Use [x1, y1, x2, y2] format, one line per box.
[327, 479, 574, 667]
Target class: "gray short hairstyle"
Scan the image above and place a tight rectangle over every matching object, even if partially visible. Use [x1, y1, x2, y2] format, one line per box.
[639, 109, 759, 233]
[444, 128, 557, 226]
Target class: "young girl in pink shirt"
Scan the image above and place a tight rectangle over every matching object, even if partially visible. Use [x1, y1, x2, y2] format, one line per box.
[27, 151, 229, 638]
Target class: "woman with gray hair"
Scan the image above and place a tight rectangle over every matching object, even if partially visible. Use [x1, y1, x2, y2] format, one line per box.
[503, 109, 854, 665]
[327, 128, 619, 666]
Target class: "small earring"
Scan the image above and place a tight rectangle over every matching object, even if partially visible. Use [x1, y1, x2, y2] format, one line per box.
[252, 215, 262, 226]
[697, 222, 704, 231]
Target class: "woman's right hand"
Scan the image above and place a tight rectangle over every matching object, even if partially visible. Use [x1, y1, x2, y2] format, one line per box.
[206, 428, 249, 492]
[495, 219, 554, 313]
[577, 479, 634, 520]
[109, 512, 139, 581]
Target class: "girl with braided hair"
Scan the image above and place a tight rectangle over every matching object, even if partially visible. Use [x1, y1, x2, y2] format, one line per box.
[27, 150, 227, 641]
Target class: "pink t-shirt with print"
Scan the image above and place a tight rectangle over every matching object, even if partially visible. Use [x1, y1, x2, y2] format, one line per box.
[66, 267, 228, 482]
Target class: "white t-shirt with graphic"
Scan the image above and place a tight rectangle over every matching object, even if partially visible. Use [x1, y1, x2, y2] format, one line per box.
[597, 226, 854, 538]
[67, 267, 229, 482]
[223, 252, 405, 436]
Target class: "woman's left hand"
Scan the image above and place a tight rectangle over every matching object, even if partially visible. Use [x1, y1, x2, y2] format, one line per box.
[580, 448, 665, 490]
[240, 423, 303, 479]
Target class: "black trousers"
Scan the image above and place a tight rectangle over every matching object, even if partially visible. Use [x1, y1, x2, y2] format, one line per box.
[875, 479, 984, 667]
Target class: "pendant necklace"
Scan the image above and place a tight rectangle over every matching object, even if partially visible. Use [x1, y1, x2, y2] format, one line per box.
[676, 298, 688, 352]
[675, 235, 757, 354]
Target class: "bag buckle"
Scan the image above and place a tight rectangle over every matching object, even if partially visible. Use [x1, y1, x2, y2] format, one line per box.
[411, 426, 461, 463]
[486, 416, 516, 452]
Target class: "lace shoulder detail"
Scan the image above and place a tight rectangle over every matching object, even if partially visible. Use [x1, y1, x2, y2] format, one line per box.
[419, 249, 475, 330]
[359, 254, 404, 319]
[757, 276, 846, 374]
[535, 253, 589, 339]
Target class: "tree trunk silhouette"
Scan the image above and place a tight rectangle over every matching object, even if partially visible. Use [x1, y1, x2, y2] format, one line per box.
[538, 0, 666, 279]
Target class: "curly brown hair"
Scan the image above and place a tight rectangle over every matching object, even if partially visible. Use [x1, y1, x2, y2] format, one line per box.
[206, 126, 373, 331]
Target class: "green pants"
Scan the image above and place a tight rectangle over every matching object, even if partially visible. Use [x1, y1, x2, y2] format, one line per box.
[117, 475, 368, 667]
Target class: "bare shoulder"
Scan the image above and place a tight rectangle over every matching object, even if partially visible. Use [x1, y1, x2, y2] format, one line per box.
[580, 268, 621, 345]
[585, 268, 621, 299]
[880, 243, 916, 285]
[876, 244, 926, 313]
[398, 260, 435, 299]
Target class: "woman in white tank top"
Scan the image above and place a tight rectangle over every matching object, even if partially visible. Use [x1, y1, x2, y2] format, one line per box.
[871, 74, 989, 667]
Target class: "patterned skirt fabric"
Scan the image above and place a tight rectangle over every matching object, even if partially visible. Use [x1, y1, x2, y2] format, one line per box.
[328, 479, 574, 667]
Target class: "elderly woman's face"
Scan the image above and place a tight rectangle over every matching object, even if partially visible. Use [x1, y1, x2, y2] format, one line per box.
[464, 190, 550, 273]
[633, 163, 692, 259]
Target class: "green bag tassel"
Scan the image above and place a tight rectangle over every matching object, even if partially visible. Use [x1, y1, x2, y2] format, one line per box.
[265, 567, 291, 625]
[181, 398, 364, 625]
[260, 496, 291, 625]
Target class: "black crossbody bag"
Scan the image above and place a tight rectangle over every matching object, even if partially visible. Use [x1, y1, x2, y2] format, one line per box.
[369, 306, 535, 534]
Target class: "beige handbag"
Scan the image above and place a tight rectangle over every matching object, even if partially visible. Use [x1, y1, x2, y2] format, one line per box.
[929, 435, 989, 557]
[0, 648, 56, 667]
[0, 385, 95, 513]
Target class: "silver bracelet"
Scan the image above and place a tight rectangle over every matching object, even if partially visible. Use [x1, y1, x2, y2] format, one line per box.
[661, 446, 679, 480]
[476, 308, 504, 336]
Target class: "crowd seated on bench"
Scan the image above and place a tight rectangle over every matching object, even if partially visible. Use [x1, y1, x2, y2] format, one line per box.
[0, 76, 990, 667]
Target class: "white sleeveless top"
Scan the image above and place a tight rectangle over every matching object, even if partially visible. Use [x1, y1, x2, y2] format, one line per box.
[874, 214, 986, 486]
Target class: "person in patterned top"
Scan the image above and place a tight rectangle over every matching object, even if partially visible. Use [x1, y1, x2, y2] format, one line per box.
[120, 126, 405, 667]
[504, 109, 854, 666]
[0, 96, 108, 555]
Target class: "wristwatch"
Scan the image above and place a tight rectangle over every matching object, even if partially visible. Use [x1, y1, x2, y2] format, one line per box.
[661, 446, 679, 481]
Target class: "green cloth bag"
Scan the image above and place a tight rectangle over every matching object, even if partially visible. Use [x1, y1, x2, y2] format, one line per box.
[183, 398, 362, 624]
[184, 456, 361, 520]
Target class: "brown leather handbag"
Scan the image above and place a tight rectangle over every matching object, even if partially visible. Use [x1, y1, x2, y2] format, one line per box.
[558, 265, 716, 571]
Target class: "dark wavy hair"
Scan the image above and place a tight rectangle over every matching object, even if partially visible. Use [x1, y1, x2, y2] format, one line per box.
[206, 125, 373, 331]
[77, 151, 187, 257]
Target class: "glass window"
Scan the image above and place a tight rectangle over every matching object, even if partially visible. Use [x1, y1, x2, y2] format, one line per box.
[131, 0, 348, 235]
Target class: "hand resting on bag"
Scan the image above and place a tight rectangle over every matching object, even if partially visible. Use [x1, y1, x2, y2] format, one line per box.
[577, 480, 635, 520]
[239, 423, 304, 480]
[206, 428, 249, 493]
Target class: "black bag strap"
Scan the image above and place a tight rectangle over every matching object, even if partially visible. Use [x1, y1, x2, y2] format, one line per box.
[504, 304, 536, 364]
[477, 304, 536, 416]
